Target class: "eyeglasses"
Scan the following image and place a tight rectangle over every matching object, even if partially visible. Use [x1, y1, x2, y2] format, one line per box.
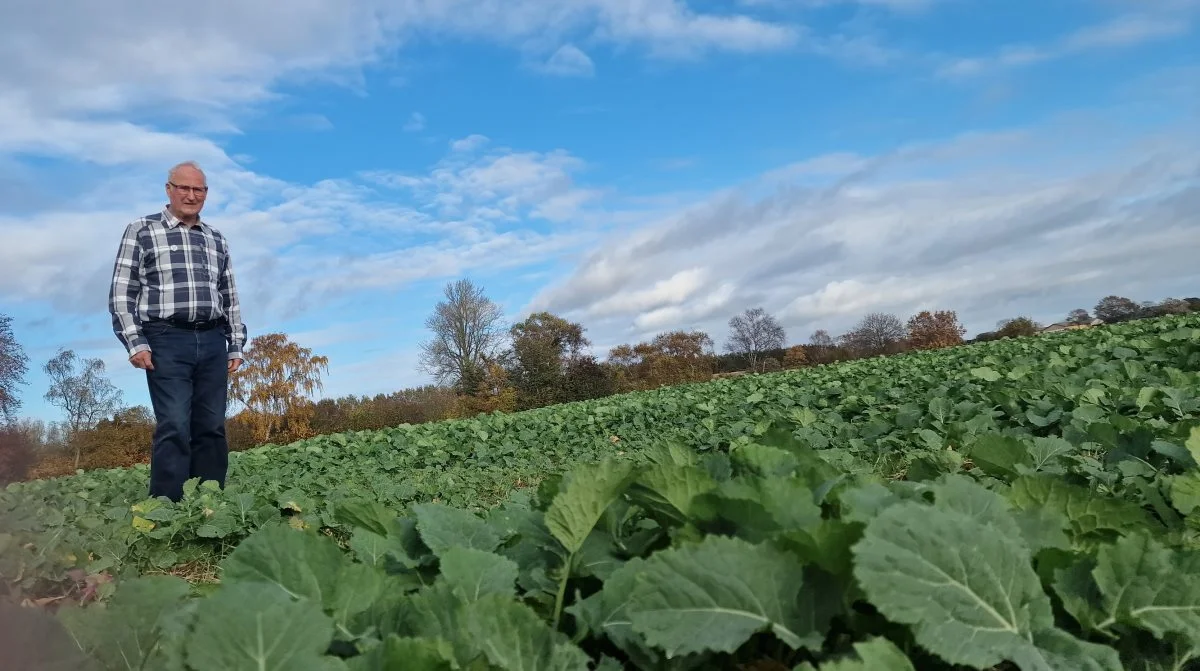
[168, 182, 208, 195]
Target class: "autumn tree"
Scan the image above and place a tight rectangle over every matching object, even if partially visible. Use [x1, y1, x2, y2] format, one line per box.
[506, 311, 589, 410]
[1066, 308, 1092, 325]
[609, 330, 715, 390]
[995, 316, 1039, 338]
[1147, 298, 1191, 317]
[807, 329, 838, 364]
[229, 333, 329, 445]
[839, 312, 907, 357]
[724, 307, 787, 373]
[560, 355, 618, 401]
[781, 345, 808, 369]
[419, 279, 507, 394]
[453, 357, 517, 417]
[0, 424, 37, 484]
[310, 386, 457, 435]
[9, 417, 47, 448]
[906, 310, 966, 351]
[43, 348, 123, 468]
[71, 406, 156, 470]
[0, 314, 30, 424]
[1093, 295, 1142, 323]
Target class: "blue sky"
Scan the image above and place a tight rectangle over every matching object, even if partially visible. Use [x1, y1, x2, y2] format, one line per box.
[2, 0, 1198, 425]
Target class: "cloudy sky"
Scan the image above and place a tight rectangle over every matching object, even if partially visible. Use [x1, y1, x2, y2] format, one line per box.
[2, 0, 1198, 422]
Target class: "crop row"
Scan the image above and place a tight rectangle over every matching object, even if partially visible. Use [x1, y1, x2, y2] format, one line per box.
[5, 419, 1200, 669]
[0, 313, 1198, 669]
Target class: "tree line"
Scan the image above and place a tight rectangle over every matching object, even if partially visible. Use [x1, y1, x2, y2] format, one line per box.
[1, 287, 1197, 484]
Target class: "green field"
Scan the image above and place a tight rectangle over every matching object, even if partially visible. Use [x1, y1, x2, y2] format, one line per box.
[2, 313, 1199, 670]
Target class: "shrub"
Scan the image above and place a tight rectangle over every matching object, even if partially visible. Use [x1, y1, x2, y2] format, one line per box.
[0, 424, 38, 484]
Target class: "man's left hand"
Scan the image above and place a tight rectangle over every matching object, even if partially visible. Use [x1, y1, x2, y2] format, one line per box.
[228, 358, 242, 373]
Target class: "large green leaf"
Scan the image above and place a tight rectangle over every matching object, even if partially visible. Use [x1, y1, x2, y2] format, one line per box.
[464, 595, 592, 670]
[606, 534, 819, 657]
[1092, 532, 1200, 646]
[543, 459, 634, 555]
[1008, 627, 1125, 671]
[184, 582, 336, 671]
[566, 557, 665, 669]
[629, 461, 717, 524]
[852, 495, 1056, 668]
[799, 637, 915, 671]
[967, 434, 1030, 480]
[345, 635, 456, 671]
[57, 574, 191, 670]
[1052, 554, 1116, 641]
[1008, 475, 1154, 542]
[397, 582, 476, 665]
[220, 522, 347, 603]
[334, 499, 396, 537]
[438, 546, 520, 602]
[1168, 472, 1200, 515]
[932, 475, 1071, 552]
[328, 562, 387, 632]
[412, 502, 503, 556]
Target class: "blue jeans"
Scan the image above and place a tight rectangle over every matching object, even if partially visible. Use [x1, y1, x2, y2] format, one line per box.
[143, 320, 230, 501]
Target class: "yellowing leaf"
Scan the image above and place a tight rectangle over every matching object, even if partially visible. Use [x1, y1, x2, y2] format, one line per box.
[131, 516, 155, 533]
[1187, 426, 1200, 470]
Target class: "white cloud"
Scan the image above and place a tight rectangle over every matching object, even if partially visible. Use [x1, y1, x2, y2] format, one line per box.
[451, 134, 491, 153]
[937, 11, 1193, 79]
[0, 0, 806, 192]
[536, 44, 597, 77]
[0, 0, 798, 116]
[526, 109, 1200, 346]
[592, 3, 798, 58]
[365, 144, 604, 225]
[0, 133, 614, 327]
[0, 97, 233, 167]
[632, 281, 738, 333]
[588, 268, 710, 318]
[1064, 14, 1189, 49]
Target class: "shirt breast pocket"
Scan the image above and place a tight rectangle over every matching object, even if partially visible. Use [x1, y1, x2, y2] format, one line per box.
[145, 243, 181, 281]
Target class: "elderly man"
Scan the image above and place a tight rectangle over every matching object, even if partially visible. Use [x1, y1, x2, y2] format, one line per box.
[108, 161, 248, 502]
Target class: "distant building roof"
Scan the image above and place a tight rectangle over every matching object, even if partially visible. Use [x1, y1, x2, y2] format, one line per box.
[1039, 318, 1104, 333]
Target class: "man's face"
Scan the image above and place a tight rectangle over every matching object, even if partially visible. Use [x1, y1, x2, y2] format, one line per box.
[166, 166, 208, 219]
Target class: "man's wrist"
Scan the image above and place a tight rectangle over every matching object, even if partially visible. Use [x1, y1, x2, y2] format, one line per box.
[128, 344, 151, 358]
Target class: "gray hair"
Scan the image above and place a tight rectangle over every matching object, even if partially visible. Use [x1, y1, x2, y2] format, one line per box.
[167, 161, 206, 183]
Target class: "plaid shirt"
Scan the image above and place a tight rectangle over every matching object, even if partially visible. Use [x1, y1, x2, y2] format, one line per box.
[108, 207, 247, 361]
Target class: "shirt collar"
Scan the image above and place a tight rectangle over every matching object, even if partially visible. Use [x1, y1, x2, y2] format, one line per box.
[161, 206, 206, 231]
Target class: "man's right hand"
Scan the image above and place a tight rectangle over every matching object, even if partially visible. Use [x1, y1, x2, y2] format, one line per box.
[130, 351, 154, 371]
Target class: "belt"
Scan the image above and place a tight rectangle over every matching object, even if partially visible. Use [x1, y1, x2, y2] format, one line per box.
[157, 317, 225, 331]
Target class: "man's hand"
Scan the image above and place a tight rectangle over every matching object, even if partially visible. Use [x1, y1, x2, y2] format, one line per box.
[228, 358, 242, 373]
[130, 351, 154, 371]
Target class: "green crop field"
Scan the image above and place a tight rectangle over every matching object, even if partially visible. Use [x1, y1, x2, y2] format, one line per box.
[2, 313, 1199, 670]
